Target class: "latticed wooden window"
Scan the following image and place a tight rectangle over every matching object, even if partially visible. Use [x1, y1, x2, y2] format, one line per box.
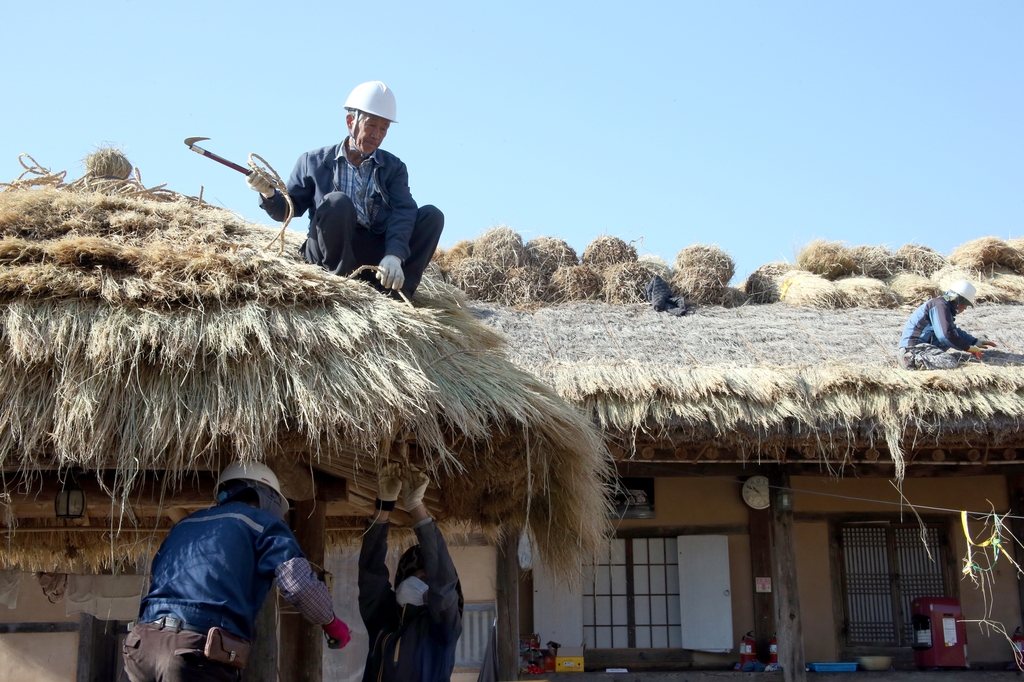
[582, 538, 682, 648]
[837, 522, 949, 647]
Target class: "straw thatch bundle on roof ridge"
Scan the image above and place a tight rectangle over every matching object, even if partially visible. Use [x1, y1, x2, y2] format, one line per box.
[796, 240, 856, 280]
[743, 261, 791, 304]
[834, 277, 898, 309]
[777, 269, 847, 308]
[474, 225, 527, 270]
[581, 235, 637, 268]
[887, 273, 941, 307]
[447, 256, 506, 301]
[525, 237, 578, 279]
[548, 265, 603, 303]
[949, 236, 1024, 276]
[848, 245, 900, 280]
[671, 244, 735, 305]
[0, 187, 613, 574]
[894, 243, 947, 277]
[637, 254, 672, 281]
[602, 262, 651, 304]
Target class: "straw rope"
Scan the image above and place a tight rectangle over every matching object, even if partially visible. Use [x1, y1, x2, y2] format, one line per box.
[347, 265, 414, 306]
[0, 154, 67, 191]
[248, 153, 294, 256]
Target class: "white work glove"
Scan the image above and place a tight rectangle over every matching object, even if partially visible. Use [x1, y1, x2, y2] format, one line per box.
[966, 346, 983, 360]
[377, 463, 403, 503]
[377, 255, 405, 291]
[245, 172, 275, 197]
[398, 466, 430, 512]
[976, 338, 997, 349]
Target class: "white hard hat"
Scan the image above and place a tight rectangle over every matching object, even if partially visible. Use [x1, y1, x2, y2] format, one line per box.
[344, 81, 397, 123]
[946, 280, 977, 306]
[217, 461, 289, 513]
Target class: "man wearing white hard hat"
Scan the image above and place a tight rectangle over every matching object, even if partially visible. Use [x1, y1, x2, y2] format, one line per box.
[250, 81, 443, 298]
[124, 461, 351, 681]
[898, 280, 996, 370]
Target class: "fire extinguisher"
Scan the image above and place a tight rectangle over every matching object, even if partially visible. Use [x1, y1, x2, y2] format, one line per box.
[1012, 627, 1024, 671]
[769, 634, 778, 665]
[740, 631, 757, 666]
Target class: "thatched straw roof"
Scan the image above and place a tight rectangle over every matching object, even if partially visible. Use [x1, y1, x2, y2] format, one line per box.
[0, 187, 612, 573]
[473, 300, 1024, 479]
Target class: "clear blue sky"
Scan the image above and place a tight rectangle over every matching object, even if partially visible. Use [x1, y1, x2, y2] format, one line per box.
[2, 1, 1021, 279]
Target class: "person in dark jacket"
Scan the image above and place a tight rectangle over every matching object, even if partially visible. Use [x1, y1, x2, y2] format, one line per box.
[359, 464, 463, 682]
[124, 462, 351, 682]
[898, 280, 996, 370]
[247, 81, 443, 298]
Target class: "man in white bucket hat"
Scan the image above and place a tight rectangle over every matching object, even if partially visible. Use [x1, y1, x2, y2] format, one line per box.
[249, 81, 443, 298]
[898, 280, 996, 369]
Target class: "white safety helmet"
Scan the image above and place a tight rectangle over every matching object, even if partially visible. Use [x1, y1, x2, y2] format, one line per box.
[216, 461, 289, 516]
[344, 81, 397, 123]
[945, 280, 977, 306]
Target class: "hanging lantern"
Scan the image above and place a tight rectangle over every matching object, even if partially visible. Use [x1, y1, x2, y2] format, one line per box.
[54, 477, 86, 519]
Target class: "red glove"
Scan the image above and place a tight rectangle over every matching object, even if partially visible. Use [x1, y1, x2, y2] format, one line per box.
[323, 617, 351, 649]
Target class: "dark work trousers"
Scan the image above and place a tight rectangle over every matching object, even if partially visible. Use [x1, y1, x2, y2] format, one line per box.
[122, 622, 241, 682]
[299, 191, 444, 297]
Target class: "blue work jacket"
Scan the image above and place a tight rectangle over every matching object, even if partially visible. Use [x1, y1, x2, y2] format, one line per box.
[260, 142, 420, 262]
[899, 296, 978, 352]
[139, 502, 305, 640]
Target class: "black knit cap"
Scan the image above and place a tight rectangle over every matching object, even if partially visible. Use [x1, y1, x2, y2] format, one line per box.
[396, 545, 424, 584]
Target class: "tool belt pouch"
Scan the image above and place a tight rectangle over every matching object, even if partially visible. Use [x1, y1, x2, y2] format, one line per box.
[204, 627, 250, 670]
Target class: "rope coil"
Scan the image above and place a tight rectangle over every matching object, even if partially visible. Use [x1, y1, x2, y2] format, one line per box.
[248, 153, 293, 256]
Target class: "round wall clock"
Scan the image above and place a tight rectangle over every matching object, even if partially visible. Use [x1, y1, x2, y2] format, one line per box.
[741, 475, 770, 509]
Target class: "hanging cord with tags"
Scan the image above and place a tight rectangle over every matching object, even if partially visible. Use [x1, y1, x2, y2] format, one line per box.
[247, 153, 294, 256]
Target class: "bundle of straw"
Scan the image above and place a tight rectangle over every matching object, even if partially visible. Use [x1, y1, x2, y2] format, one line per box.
[474, 225, 526, 269]
[603, 262, 652, 304]
[743, 261, 792, 304]
[447, 256, 507, 301]
[581, 235, 637, 268]
[834, 276, 898, 309]
[671, 244, 735, 305]
[548, 265, 603, 303]
[948, 236, 1024, 276]
[84, 147, 133, 181]
[848, 245, 900, 280]
[525, 237, 578, 278]
[637, 254, 672, 282]
[894, 243, 947, 277]
[777, 269, 846, 308]
[431, 239, 475, 277]
[989, 273, 1024, 303]
[796, 240, 856, 280]
[498, 267, 547, 307]
[887, 273, 941, 307]
[719, 286, 748, 309]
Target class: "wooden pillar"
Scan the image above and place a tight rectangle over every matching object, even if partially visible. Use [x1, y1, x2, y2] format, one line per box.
[749, 505, 776, 662]
[76, 613, 96, 682]
[769, 468, 805, 682]
[242, 590, 279, 682]
[497, 530, 520, 681]
[280, 498, 327, 682]
[1008, 476, 1024, 631]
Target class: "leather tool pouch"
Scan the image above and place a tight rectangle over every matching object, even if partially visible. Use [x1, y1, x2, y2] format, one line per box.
[204, 627, 251, 670]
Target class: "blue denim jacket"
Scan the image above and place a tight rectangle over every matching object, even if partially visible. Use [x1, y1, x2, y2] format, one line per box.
[261, 142, 419, 262]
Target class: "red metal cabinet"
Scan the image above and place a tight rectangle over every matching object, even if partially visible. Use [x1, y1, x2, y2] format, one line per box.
[910, 597, 968, 668]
